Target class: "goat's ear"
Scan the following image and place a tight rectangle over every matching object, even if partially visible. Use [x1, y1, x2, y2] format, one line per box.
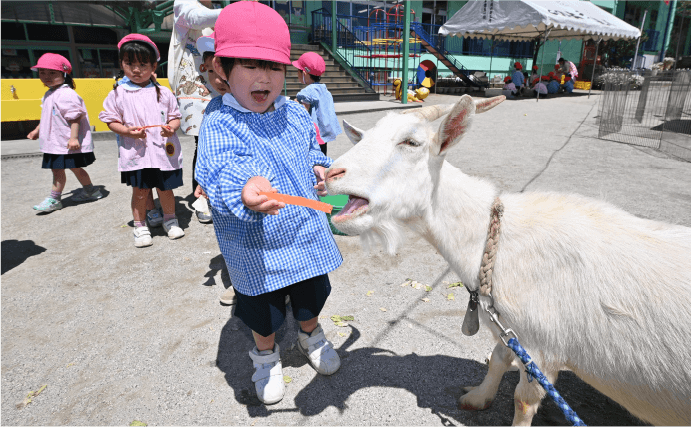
[434, 95, 475, 156]
[474, 95, 506, 114]
[343, 120, 364, 145]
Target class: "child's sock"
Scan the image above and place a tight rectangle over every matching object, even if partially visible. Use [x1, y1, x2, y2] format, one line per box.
[134, 220, 146, 228]
[82, 183, 94, 193]
[50, 190, 62, 201]
[163, 214, 176, 222]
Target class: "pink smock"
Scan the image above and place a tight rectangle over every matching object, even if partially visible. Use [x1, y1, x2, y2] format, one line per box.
[99, 82, 183, 172]
[39, 84, 93, 155]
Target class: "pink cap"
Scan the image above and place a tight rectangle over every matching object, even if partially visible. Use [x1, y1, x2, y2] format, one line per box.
[196, 32, 215, 55]
[214, 2, 291, 65]
[118, 34, 160, 61]
[31, 53, 72, 73]
[292, 52, 326, 76]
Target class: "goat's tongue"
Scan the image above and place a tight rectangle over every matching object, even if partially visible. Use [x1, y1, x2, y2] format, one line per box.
[341, 196, 368, 214]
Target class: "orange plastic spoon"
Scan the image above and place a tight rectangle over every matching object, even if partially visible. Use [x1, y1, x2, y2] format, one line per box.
[259, 192, 333, 214]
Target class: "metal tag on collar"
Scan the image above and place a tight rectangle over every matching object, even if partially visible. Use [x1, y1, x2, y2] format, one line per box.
[461, 290, 480, 336]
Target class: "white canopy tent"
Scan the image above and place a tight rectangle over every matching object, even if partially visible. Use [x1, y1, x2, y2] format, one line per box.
[439, 1, 641, 99]
[439, 1, 641, 42]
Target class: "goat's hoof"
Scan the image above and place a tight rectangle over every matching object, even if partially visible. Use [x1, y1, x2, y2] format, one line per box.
[458, 388, 493, 411]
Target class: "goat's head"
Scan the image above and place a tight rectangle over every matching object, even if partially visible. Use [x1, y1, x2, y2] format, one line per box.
[325, 94, 505, 252]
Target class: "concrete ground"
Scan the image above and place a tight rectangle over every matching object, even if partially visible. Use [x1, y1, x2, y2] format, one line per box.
[2, 92, 690, 426]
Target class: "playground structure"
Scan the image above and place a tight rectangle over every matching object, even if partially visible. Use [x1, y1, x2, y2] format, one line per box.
[311, 3, 488, 100]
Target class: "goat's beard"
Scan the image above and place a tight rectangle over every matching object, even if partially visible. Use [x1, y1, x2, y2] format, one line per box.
[359, 216, 407, 255]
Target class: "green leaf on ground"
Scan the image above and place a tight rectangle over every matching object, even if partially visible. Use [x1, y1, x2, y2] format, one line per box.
[283, 375, 292, 384]
[16, 385, 47, 409]
[129, 422, 147, 426]
[400, 279, 412, 287]
[447, 293, 455, 301]
[425, 286, 432, 292]
[366, 290, 374, 296]
[338, 332, 347, 337]
[447, 281, 464, 288]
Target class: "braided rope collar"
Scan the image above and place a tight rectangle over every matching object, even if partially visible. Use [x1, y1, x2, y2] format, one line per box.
[461, 197, 504, 336]
[478, 197, 504, 297]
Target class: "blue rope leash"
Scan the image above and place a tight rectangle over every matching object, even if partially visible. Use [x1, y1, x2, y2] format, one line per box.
[507, 337, 587, 426]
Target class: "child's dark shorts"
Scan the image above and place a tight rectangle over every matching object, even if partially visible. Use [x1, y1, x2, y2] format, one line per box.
[234, 274, 331, 337]
[42, 152, 95, 169]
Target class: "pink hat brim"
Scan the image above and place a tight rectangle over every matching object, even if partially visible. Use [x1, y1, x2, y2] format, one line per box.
[291, 60, 305, 72]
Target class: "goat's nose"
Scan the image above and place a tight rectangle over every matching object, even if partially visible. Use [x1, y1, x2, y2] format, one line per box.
[326, 168, 346, 182]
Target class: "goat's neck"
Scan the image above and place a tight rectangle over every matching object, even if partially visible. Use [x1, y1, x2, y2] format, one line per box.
[419, 160, 498, 288]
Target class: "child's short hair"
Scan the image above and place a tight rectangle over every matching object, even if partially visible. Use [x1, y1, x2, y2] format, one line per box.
[309, 74, 321, 83]
[203, 51, 215, 63]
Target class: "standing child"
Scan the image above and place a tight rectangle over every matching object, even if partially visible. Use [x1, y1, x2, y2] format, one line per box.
[195, 31, 238, 306]
[28, 53, 102, 212]
[99, 34, 184, 248]
[511, 62, 525, 95]
[292, 51, 342, 155]
[196, 2, 342, 404]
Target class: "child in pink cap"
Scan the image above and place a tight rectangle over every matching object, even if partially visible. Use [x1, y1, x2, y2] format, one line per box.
[28, 53, 102, 213]
[195, 1, 343, 405]
[292, 51, 342, 155]
[99, 34, 185, 248]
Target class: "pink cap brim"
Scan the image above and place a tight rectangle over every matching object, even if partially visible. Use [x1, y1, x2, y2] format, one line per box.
[291, 60, 305, 71]
[215, 45, 291, 65]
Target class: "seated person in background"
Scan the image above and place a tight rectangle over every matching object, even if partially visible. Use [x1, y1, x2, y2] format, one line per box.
[511, 62, 525, 94]
[530, 77, 548, 98]
[547, 74, 560, 94]
[561, 75, 575, 93]
[502, 76, 517, 99]
[530, 65, 539, 81]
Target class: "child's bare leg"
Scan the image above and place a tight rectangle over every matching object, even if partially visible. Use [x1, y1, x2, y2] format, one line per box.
[52, 169, 67, 193]
[156, 189, 176, 216]
[69, 167, 92, 186]
[299, 317, 318, 334]
[131, 187, 151, 222]
[252, 331, 276, 351]
[146, 189, 157, 211]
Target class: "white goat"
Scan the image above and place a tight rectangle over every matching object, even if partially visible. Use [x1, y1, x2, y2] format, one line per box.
[324, 95, 691, 426]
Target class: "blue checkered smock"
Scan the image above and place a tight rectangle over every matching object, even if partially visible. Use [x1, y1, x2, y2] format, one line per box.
[195, 93, 343, 296]
[295, 83, 342, 143]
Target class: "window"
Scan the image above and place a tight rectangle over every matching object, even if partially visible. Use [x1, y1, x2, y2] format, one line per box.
[2, 23, 26, 41]
[26, 23, 69, 42]
[1, 48, 32, 78]
[73, 26, 117, 45]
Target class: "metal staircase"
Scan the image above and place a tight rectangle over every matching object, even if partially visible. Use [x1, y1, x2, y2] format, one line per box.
[409, 22, 488, 88]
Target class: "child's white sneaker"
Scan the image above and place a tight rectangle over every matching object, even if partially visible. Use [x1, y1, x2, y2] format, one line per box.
[133, 226, 153, 248]
[162, 218, 185, 239]
[297, 324, 340, 375]
[249, 344, 284, 405]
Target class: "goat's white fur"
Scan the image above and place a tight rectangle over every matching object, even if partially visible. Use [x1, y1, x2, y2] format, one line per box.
[326, 95, 691, 426]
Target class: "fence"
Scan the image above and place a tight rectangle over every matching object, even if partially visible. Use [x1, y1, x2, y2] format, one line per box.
[598, 70, 691, 162]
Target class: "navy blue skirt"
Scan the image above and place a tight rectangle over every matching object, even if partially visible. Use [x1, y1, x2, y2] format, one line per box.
[120, 168, 183, 190]
[42, 152, 95, 169]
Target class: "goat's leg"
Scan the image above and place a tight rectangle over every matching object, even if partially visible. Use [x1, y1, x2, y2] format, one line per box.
[458, 342, 515, 410]
[511, 364, 558, 426]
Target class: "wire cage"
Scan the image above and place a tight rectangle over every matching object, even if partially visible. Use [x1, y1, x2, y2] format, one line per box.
[598, 69, 691, 162]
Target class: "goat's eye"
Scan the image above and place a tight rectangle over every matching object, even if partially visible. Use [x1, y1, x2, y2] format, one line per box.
[399, 139, 420, 147]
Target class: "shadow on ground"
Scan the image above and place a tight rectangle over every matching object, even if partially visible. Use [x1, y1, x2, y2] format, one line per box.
[1, 239, 46, 274]
[215, 312, 645, 426]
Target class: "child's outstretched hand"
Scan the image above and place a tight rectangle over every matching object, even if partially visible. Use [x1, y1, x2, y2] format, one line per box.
[67, 137, 81, 151]
[313, 166, 327, 197]
[242, 176, 284, 215]
[160, 125, 175, 138]
[127, 126, 147, 140]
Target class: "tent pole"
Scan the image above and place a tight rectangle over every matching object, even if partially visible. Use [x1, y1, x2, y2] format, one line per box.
[489, 35, 495, 85]
[632, 9, 648, 70]
[588, 36, 602, 99]
[536, 28, 551, 102]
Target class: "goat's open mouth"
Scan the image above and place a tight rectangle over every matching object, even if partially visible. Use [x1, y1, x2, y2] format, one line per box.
[331, 195, 369, 223]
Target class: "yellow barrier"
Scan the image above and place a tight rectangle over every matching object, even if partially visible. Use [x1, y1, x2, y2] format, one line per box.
[1, 78, 172, 132]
